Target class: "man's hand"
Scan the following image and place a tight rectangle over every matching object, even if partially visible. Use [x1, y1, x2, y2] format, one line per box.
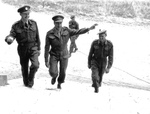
[5, 35, 14, 45]
[45, 62, 50, 68]
[88, 64, 91, 69]
[105, 68, 110, 73]
[38, 50, 41, 56]
[89, 23, 98, 30]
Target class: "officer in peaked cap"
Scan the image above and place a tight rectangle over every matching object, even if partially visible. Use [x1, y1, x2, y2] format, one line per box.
[52, 15, 64, 22]
[5, 5, 41, 88]
[17, 5, 31, 13]
[45, 14, 97, 90]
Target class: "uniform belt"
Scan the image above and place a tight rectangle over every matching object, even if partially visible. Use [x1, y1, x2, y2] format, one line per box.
[19, 42, 37, 47]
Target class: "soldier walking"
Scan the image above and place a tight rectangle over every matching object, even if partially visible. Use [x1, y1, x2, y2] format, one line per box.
[5, 5, 41, 88]
[44, 14, 97, 89]
[88, 30, 113, 93]
[68, 15, 79, 56]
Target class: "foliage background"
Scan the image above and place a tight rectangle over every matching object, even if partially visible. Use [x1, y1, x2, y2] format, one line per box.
[2, 0, 150, 26]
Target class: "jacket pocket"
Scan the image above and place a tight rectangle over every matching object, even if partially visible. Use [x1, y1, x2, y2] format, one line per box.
[31, 46, 38, 51]
[29, 26, 37, 40]
[49, 35, 55, 39]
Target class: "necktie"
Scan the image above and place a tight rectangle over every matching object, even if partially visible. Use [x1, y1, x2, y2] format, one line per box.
[25, 23, 28, 28]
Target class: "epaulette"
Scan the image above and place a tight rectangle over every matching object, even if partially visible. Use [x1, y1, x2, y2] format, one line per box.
[47, 28, 55, 35]
[12, 20, 20, 26]
[93, 39, 99, 43]
[107, 40, 113, 47]
[107, 40, 112, 44]
[47, 30, 52, 35]
[29, 19, 36, 23]
[91, 39, 99, 46]
[63, 26, 68, 30]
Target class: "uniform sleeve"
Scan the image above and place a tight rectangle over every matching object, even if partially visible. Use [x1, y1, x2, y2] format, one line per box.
[44, 33, 50, 63]
[107, 44, 113, 69]
[35, 22, 41, 50]
[5, 24, 17, 43]
[76, 22, 79, 30]
[88, 41, 94, 66]
[9, 24, 17, 40]
[69, 21, 72, 29]
[69, 28, 89, 37]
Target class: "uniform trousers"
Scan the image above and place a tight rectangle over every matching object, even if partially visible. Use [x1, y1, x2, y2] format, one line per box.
[69, 35, 78, 53]
[49, 55, 68, 84]
[17, 45, 39, 85]
[91, 59, 106, 88]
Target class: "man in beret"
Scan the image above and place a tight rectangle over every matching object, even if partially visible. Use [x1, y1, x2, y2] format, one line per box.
[88, 29, 113, 93]
[5, 5, 41, 88]
[68, 15, 79, 56]
[44, 14, 97, 89]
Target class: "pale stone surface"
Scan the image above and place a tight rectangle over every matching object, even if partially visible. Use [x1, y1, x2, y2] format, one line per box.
[0, 75, 8, 86]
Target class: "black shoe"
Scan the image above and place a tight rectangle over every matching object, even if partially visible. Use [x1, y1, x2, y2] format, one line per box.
[23, 80, 28, 87]
[99, 83, 102, 87]
[28, 81, 34, 88]
[24, 83, 28, 87]
[57, 83, 61, 89]
[94, 87, 99, 93]
[51, 77, 56, 85]
[28, 84, 33, 88]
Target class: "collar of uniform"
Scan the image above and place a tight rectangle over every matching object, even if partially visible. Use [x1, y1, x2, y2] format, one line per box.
[49, 27, 61, 38]
[19, 19, 32, 27]
[98, 40, 107, 45]
[49, 27, 65, 33]
[24, 20, 32, 26]
[54, 27, 63, 33]
[28, 20, 32, 25]
[49, 27, 59, 33]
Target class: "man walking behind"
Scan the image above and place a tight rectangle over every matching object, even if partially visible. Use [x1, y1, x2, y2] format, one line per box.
[5, 5, 41, 88]
[88, 30, 113, 93]
[68, 15, 79, 56]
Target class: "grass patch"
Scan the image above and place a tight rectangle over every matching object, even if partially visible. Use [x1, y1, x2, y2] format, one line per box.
[2, 0, 150, 26]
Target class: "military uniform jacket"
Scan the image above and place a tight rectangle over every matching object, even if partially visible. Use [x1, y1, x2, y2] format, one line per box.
[10, 19, 41, 50]
[44, 27, 89, 62]
[69, 20, 79, 30]
[88, 39, 113, 69]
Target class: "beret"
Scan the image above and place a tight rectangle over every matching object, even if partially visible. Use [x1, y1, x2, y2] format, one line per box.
[17, 5, 30, 13]
[52, 15, 64, 22]
[98, 29, 107, 35]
